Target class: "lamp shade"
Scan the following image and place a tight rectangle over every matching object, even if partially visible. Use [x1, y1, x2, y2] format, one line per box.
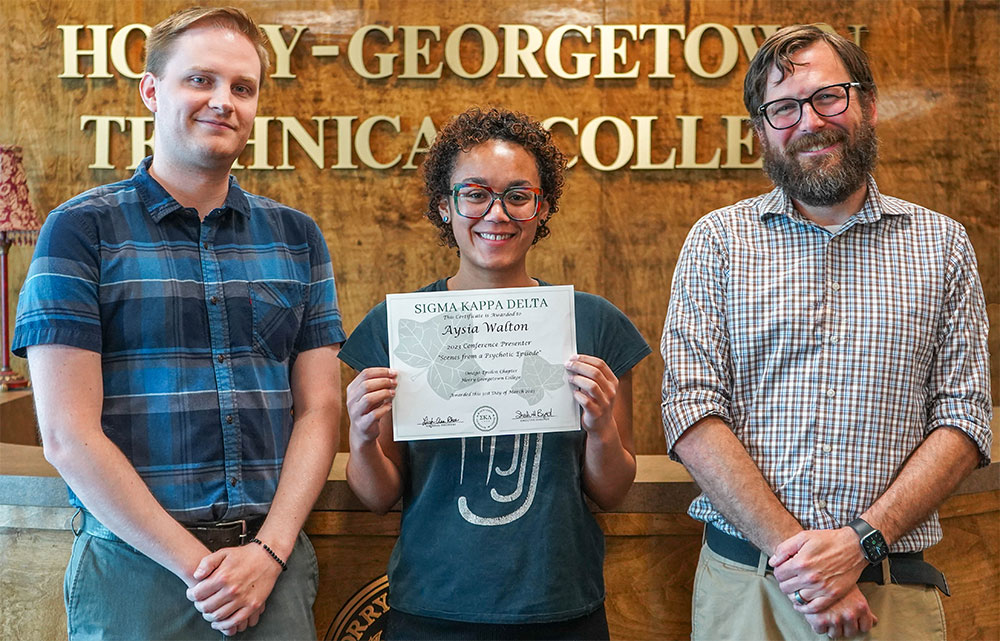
[0, 146, 43, 244]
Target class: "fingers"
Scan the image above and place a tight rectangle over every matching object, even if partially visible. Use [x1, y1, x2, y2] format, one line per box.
[783, 569, 858, 615]
[805, 612, 842, 638]
[806, 613, 826, 635]
[347, 367, 397, 386]
[863, 609, 877, 631]
[214, 606, 253, 635]
[347, 368, 397, 438]
[212, 598, 266, 634]
[198, 597, 239, 624]
[215, 601, 265, 634]
[350, 388, 395, 422]
[862, 610, 878, 634]
[770, 533, 807, 568]
[247, 605, 263, 628]
[853, 596, 878, 637]
[790, 587, 814, 612]
[190, 574, 240, 620]
[186, 579, 219, 605]
[799, 597, 835, 615]
[565, 355, 616, 387]
[787, 584, 836, 614]
[842, 615, 860, 639]
[187, 551, 232, 601]
[346, 368, 397, 407]
[565, 355, 617, 418]
[804, 586, 876, 639]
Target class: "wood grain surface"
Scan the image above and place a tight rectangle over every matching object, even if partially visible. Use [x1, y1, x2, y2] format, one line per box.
[1, 1, 997, 454]
[0, 0, 1000, 454]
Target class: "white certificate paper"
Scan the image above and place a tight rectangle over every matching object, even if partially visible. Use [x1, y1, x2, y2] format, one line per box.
[386, 285, 580, 441]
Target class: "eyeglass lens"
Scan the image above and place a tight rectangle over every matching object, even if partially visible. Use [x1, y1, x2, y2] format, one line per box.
[453, 184, 540, 220]
[764, 84, 852, 129]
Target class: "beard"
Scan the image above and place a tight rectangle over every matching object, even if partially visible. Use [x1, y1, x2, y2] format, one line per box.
[761, 114, 879, 208]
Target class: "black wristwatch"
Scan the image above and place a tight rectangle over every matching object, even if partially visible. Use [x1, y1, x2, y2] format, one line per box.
[848, 517, 889, 564]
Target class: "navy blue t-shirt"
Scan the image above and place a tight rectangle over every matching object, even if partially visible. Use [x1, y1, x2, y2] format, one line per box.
[339, 279, 650, 623]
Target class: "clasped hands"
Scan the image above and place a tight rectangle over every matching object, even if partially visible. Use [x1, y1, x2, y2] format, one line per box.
[769, 527, 878, 639]
[185, 542, 284, 636]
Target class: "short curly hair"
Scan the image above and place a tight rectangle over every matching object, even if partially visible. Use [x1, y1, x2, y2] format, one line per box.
[421, 107, 566, 249]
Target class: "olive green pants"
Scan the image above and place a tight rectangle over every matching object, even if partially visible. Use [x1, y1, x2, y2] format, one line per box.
[691, 543, 946, 641]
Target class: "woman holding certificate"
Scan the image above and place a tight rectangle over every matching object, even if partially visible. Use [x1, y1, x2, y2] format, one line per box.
[338, 107, 651, 640]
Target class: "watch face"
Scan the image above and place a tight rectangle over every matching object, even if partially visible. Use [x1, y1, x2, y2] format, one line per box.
[861, 532, 889, 562]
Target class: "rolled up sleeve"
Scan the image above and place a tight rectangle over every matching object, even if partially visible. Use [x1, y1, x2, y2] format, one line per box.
[661, 217, 734, 459]
[926, 228, 992, 466]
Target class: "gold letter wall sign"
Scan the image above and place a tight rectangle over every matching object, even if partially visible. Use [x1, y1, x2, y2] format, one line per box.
[59, 20, 866, 172]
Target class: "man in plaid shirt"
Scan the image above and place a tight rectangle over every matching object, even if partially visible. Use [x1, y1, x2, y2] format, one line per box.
[14, 7, 344, 640]
[661, 25, 991, 640]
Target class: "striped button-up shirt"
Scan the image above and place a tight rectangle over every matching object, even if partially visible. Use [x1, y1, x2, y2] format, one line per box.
[14, 158, 346, 523]
[661, 177, 992, 552]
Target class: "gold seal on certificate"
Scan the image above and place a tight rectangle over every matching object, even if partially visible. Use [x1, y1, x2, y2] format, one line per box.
[386, 285, 580, 441]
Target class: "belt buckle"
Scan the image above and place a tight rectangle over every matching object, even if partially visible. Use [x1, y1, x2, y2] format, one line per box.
[215, 519, 250, 545]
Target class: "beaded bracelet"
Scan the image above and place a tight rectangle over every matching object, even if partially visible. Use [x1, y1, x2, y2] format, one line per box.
[250, 537, 288, 572]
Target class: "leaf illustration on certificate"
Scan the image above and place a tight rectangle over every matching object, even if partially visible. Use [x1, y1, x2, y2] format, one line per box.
[393, 315, 484, 399]
[510, 353, 565, 405]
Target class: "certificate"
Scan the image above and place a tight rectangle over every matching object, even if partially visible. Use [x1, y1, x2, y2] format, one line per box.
[386, 285, 580, 441]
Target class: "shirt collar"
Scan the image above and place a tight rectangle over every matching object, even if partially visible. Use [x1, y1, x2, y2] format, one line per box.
[757, 175, 909, 225]
[131, 156, 252, 223]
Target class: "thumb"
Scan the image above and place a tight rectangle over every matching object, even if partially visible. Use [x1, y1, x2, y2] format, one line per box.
[769, 533, 805, 567]
[193, 549, 226, 580]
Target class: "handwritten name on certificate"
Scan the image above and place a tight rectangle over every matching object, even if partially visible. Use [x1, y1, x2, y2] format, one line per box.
[386, 285, 581, 441]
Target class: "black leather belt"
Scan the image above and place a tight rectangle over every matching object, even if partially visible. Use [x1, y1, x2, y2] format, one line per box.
[705, 524, 950, 596]
[76, 509, 266, 552]
[186, 515, 266, 551]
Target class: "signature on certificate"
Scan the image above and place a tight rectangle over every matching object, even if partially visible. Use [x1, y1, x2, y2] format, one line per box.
[514, 408, 555, 421]
[420, 415, 461, 427]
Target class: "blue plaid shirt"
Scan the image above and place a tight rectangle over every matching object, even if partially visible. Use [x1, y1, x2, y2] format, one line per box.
[661, 177, 992, 553]
[13, 158, 346, 523]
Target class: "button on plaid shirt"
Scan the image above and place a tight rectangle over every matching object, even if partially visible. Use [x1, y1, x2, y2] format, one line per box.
[661, 177, 992, 552]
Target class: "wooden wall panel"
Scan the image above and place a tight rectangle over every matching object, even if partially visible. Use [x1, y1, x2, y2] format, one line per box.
[1, 0, 996, 455]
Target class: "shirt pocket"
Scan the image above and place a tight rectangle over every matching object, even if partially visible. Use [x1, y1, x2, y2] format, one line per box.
[249, 281, 306, 361]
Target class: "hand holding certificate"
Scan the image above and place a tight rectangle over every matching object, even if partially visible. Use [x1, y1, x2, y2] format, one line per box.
[386, 285, 580, 441]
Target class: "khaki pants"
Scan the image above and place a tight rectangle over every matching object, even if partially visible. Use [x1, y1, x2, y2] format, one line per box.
[691, 543, 946, 641]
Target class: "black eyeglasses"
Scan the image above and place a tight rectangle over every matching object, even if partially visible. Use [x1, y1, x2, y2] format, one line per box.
[758, 82, 862, 130]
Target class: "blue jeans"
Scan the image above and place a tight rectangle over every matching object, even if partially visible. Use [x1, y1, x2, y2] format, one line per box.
[64, 525, 319, 640]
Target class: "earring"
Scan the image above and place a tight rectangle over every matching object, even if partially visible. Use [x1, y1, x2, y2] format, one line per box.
[442, 215, 449, 223]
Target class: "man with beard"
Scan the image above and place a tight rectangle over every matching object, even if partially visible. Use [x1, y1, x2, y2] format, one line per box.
[661, 24, 991, 640]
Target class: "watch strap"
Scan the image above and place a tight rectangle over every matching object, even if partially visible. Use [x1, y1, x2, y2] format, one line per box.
[847, 517, 876, 539]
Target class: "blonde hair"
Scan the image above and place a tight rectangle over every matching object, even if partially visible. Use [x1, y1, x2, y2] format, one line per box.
[145, 6, 270, 82]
